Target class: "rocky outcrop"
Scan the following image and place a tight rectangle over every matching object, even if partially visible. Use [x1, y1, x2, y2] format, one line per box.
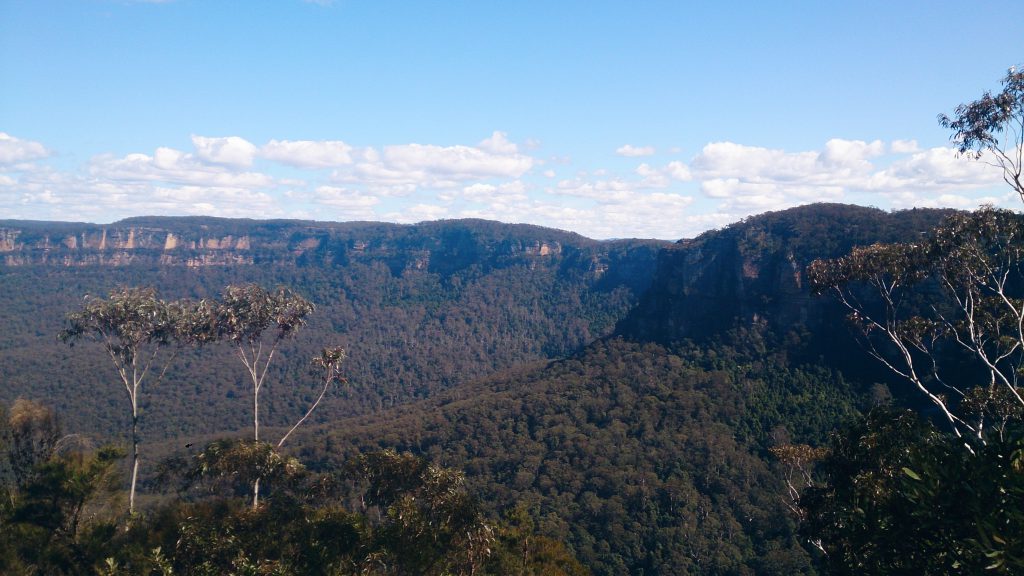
[0, 224, 259, 267]
[0, 218, 663, 277]
[616, 204, 954, 344]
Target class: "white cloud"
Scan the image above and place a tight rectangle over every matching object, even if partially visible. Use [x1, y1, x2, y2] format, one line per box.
[191, 135, 257, 167]
[891, 139, 920, 154]
[90, 148, 274, 188]
[313, 185, 380, 219]
[147, 185, 277, 215]
[692, 141, 820, 181]
[665, 161, 691, 181]
[261, 139, 354, 168]
[88, 137, 275, 189]
[616, 144, 656, 157]
[868, 146, 1002, 191]
[459, 181, 529, 203]
[684, 139, 1014, 227]
[454, 188, 695, 239]
[330, 133, 536, 195]
[0, 160, 282, 222]
[385, 203, 450, 223]
[690, 138, 885, 186]
[820, 138, 885, 169]
[8, 131, 1019, 241]
[634, 163, 668, 188]
[553, 160, 691, 200]
[478, 131, 519, 155]
[0, 133, 50, 165]
[382, 141, 533, 179]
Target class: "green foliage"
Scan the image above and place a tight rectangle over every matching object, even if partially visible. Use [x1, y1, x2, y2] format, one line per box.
[5, 398, 64, 488]
[939, 67, 1023, 198]
[486, 504, 589, 575]
[59, 286, 179, 353]
[0, 408, 124, 576]
[0, 406, 582, 576]
[800, 408, 1024, 575]
[808, 207, 1024, 438]
[307, 338, 839, 575]
[185, 439, 307, 499]
[352, 449, 495, 575]
[214, 284, 314, 346]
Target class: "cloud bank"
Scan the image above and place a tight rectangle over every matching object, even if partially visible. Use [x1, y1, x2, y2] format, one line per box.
[1, 132, 1014, 240]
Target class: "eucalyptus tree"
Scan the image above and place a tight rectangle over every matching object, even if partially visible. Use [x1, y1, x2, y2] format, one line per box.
[59, 287, 206, 515]
[214, 284, 315, 443]
[793, 67, 1024, 571]
[939, 66, 1023, 200]
[806, 69, 1024, 441]
[276, 346, 346, 449]
[212, 284, 315, 507]
[808, 208, 1024, 439]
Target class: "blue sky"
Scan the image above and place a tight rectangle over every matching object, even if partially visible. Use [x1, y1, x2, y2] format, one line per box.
[1, 0, 1022, 239]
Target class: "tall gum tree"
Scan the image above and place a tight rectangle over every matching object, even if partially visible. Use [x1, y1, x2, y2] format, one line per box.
[59, 287, 204, 515]
[212, 284, 316, 507]
[808, 67, 1024, 441]
[787, 69, 1024, 571]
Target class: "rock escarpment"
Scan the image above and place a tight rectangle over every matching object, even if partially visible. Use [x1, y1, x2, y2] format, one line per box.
[0, 217, 644, 277]
[617, 204, 954, 345]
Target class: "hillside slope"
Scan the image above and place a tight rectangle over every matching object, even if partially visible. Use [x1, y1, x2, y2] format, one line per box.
[292, 204, 958, 574]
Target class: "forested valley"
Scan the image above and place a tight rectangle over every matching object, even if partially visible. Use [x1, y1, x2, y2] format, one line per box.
[2, 69, 1024, 574]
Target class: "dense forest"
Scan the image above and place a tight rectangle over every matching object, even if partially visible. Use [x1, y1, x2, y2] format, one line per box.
[0, 218, 665, 437]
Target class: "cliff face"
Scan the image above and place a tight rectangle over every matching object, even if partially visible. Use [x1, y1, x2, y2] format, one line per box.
[616, 204, 954, 344]
[0, 225, 255, 266]
[0, 217, 640, 276]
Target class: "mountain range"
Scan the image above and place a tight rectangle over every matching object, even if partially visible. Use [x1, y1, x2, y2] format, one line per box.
[0, 204, 954, 574]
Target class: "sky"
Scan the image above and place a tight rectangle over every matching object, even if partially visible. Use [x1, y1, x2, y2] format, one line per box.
[1, 1, 1022, 240]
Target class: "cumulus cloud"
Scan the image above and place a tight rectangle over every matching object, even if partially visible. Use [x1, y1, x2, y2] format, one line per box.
[1, 161, 281, 222]
[313, 185, 380, 219]
[477, 131, 519, 155]
[381, 141, 533, 179]
[460, 181, 529, 203]
[146, 185, 277, 215]
[891, 139, 920, 154]
[385, 203, 450, 223]
[89, 146, 274, 188]
[9, 131, 1018, 240]
[553, 160, 692, 200]
[0, 133, 50, 165]
[868, 146, 1002, 191]
[329, 132, 536, 195]
[665, 161, 691, 181]
[191, 135, 257, 167]
[454, 189, 695, 239]
[262, 139, 354, 168]
[689, 139, 954, 219]
[616, 144, 655, 157]
[692, 141, 819, 181]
